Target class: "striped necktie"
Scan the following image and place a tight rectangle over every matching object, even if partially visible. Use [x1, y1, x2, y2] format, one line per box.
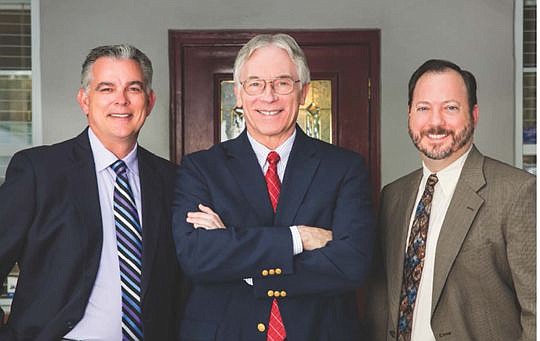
[397, 173, 438, 341]
[111, 160, 144, 341]
[264, 151, 286, 341]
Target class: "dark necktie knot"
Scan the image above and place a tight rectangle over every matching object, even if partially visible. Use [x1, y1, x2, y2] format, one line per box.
[111, 159, 127, 176]
[427, 174, 438, 188]
[267, 151, 281, 166]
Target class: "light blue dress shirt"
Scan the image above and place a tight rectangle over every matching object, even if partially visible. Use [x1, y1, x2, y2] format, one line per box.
[64, 128, 142, 341]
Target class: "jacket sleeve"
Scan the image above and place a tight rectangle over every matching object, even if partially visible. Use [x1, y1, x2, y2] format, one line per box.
[252, 155, 375, 297]
[0, 152, 36, 321]
[172, 154, 295, 283]
[507, 176, 536, 341]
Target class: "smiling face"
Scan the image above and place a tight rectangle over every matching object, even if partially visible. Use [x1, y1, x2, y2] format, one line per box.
[77, 57, 155, 157]
[234, 45, 309, 149]
[408, 69, 478, 171]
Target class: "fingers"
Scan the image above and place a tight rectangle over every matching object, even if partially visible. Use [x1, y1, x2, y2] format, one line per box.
[186, 204, 226, 229]
[298, 226, 333, 251]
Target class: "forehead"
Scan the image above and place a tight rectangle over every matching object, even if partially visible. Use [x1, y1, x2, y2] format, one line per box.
[413, 70, 468, 103]
[241, 45, 297, 78]
[90, 57, 143, 83]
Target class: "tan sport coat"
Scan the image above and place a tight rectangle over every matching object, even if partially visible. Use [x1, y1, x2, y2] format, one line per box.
[366, 146, 536, 341]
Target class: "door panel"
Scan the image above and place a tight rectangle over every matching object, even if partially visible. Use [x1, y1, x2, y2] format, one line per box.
[169, 30, 380, 194]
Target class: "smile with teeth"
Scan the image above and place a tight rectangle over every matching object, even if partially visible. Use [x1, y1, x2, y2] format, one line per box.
[257, 109, 282, 116]
[110, 113, 132, 118]
[426, 133, 448, 140]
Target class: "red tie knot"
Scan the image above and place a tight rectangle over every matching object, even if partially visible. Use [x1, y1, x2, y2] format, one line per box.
[267, 151, 281, 165]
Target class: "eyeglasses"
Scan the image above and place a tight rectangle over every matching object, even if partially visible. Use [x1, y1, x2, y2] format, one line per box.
[240, 77, 301, 96]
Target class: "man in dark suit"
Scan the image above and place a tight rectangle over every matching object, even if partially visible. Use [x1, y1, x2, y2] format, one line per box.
[0, 44, 182, 340]
[172, 33, 374, 341]
[366, 59, 535, 340]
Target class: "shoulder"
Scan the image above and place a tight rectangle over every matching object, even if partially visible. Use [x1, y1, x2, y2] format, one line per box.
[138, 146, 177, 177]
[482, 156, 535, 184]
[382, 168, 422, 195]
[182, 140, 233, 166]
[300, 135, 367, 171]
[12, 135, 81, 167]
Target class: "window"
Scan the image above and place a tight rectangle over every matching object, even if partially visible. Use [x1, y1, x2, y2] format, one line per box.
[0, 0, 31, 183]
[516, 0, 537, 174]
[0, 0, 33, 320]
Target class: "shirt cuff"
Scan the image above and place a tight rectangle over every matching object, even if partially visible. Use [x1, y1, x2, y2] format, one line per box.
[290, 225, 303, 255]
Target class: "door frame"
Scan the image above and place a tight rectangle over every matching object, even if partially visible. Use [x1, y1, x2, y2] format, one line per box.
[168, 29, 380, 193]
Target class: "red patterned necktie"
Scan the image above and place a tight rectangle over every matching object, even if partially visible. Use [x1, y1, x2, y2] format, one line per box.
[397, 174, 438, 341]
[264, 151, 286, 341]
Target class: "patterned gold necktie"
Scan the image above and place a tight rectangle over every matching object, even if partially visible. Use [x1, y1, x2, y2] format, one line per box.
[397, 174, 438, 341]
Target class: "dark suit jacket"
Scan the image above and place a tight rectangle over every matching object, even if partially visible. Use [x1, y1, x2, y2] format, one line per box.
[366, 146, 536, 340]
[0, 129, 182, 341]
[172, 128, 374, 341]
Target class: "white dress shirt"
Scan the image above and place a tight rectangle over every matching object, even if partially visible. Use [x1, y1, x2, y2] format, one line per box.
[246, 131, 303, 255]
[64, 128, 142, 341]
[242, 131, 303, 285]
[408, 146, 472, 341]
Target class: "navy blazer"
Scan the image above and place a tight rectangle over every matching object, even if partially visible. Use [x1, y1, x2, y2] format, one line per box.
[173, 128, 374, 341]
[0, 130, 182, 340]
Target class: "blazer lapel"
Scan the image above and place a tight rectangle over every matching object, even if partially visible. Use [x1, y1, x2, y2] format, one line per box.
[137, 148, 161, 300]
[386, 170, 422, 326]
[431, 146, 485, 315]
[223, 131, 275, 224]
[275, 129, 320, 226]
[68, 130, 103, 292]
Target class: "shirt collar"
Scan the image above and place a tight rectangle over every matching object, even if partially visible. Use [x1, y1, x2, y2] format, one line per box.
[246, 130, 296, 167]
[421, 145, 472, 196]
[88, 127, 139, 176]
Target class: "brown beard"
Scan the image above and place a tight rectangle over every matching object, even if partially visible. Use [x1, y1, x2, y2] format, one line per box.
[408, 120, 474, 160]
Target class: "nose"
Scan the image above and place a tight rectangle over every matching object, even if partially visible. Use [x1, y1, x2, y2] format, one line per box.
[428, 106, 444, 126]
[114, 89, 129, 105]
[259, 81, 278, 102]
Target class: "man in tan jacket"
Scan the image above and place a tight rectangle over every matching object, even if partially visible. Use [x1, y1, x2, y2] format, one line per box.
[366, 59, 535, 341]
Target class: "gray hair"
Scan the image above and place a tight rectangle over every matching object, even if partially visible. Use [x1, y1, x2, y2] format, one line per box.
[80, 44, 153, 94]
[233, 33, 311, 87]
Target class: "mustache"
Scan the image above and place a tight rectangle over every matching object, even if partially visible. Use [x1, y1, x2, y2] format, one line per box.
[421, 126, 453, 136]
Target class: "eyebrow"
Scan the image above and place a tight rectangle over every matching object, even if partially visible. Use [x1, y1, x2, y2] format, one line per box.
[94, 82, 114, 90]
[94, 81, 145, 90]
[245, 74, 293, 80]
[127, 81, 144, 88]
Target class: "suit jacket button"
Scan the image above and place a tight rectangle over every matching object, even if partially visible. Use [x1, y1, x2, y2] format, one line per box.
[280, 290, 287, 297]
[274, 290, 280, 297]
[275, 268, 282, 275]
[257, 323, 266, 332]
[269, 269, 275, 275]
[267, 290, 274, 297]
[389, 330, 396, 337]
[66, 320, 75, 330]
[262, 270, 269, 276]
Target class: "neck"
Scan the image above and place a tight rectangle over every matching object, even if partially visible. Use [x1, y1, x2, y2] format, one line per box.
[103, 139, 137, 159]
[249, 129, 295, 150]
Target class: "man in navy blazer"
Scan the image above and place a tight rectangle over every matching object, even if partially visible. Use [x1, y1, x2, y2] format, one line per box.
[173, 33, 374, 341]
[0, 45, 181, 340]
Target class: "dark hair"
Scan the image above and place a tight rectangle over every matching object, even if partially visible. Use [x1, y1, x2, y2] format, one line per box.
[408, 59, 477, 113]
[81, 44, 153, 94]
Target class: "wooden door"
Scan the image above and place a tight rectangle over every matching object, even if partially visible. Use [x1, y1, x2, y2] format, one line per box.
[169, 30, 380, 194]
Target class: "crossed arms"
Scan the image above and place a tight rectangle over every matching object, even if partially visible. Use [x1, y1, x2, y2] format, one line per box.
[171, 152, 374, 298]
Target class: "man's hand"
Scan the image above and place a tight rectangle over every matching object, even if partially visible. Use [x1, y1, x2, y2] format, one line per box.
[186, 204, 225, 229]
[297, 225, 333, 251]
